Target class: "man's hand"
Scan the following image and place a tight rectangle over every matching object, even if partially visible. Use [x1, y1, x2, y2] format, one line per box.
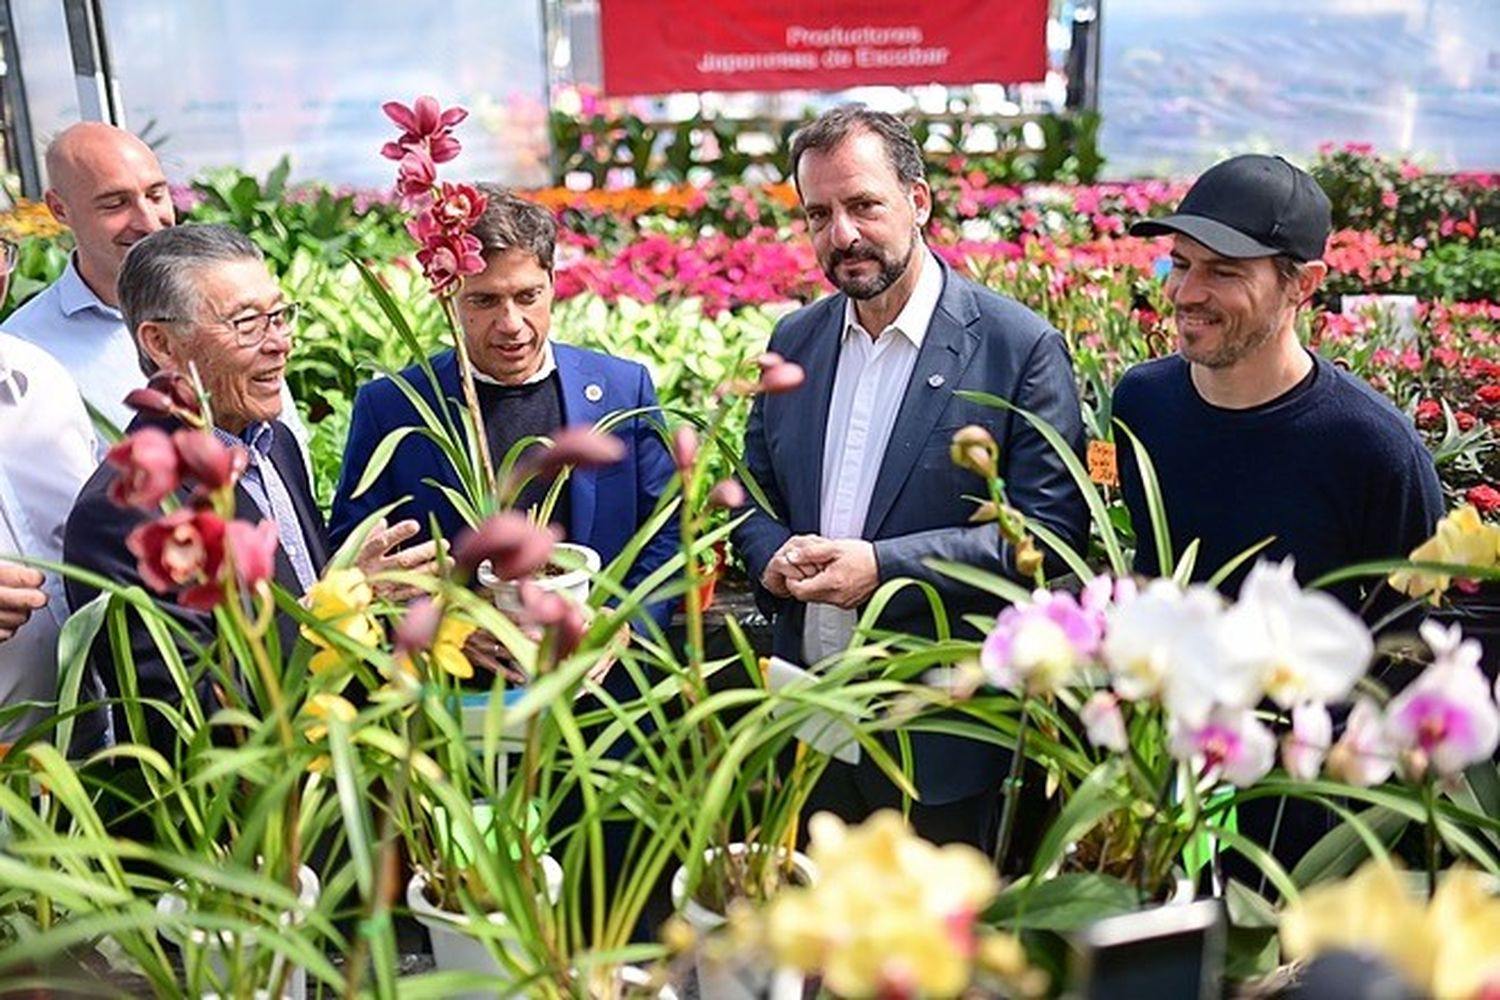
[761, 534, 830, 597]
[0, 560, 48, 642]
[785, 538, 879, 610]
[353, 519, 443, 601]
[461, 628, 529, 685]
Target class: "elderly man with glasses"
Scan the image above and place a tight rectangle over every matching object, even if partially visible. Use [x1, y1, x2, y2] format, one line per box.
[1, 236, 101, 745]
[62, 224, 433, 754]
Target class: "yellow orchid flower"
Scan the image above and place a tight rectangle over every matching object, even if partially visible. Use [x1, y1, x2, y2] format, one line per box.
[1390, 505, 1500, 603]
[301, 568, 383, 674]
[302, 692, 357, 743]
[765, 811, 1007, 997]
[392, 615, 477, 680]
[1282, 861, 1500, 997]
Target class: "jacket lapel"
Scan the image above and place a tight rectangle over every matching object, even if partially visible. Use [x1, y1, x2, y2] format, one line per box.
[784, 301, 844, 530]
[555, 344, 604, 547]
[862, 264, 981, 537]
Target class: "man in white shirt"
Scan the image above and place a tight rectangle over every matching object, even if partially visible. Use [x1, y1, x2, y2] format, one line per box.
[5, 122, 306, 452]
[0, 237, 99, 743]
[734, 105, 1087, 851]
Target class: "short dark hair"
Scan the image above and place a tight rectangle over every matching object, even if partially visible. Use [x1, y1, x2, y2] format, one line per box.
[788, 104, 926, 193]
[118, 223, 264, 376]
[469, 184, 556, 272]
[1271, 254, 1304, 286]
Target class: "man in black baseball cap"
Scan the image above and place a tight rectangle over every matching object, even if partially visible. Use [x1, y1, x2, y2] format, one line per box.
[1130, 154, 1332, 262]
[1114, 153, 1442, 874]
[1114, 151, 1438, 596]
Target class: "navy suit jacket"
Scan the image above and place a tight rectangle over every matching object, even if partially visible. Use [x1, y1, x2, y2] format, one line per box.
[733, 259, 1087, 803]
[329, 344, 679, 626]
[65, 415, 329, 754]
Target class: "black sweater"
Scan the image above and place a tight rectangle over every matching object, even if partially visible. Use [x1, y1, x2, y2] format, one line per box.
[1113, 352, 1443, 617]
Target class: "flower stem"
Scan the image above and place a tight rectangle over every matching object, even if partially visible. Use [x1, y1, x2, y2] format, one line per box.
[993, 698, 1032, 873]
[440, 296, 497, 501]
[1423, 777, 1440, 900]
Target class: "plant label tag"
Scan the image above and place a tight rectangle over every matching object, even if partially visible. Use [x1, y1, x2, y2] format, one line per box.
[765, 656, 862, 765]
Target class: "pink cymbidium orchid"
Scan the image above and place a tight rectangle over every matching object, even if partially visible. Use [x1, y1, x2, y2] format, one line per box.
[394, 149, 437, 210]
[381, 95, 467, 163]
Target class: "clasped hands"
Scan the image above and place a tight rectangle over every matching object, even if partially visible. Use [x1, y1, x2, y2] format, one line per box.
[761, 534, 878, 609]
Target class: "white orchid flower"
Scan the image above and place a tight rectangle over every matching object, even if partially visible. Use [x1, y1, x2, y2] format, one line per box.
[1219, 560, 1373, 710]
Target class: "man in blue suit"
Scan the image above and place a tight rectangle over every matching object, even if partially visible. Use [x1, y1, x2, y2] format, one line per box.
[733, 105, 1087, 851]
[330, 187, 678, 632]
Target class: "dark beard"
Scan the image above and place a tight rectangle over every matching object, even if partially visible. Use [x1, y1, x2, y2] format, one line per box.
[824, 234, 916, 300]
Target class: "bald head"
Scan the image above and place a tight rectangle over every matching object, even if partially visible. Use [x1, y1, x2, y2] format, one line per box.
[44, 122, 175, 306]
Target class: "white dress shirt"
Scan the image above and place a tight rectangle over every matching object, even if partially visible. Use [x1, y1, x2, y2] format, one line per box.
[0, 334, 98, 741]
[6, 254, 311, 461]
[803, 249, 944, 664]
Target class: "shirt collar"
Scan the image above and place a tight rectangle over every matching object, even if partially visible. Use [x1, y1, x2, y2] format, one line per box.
[472, 340, 557, 387]
[56, 254, 123, 320]
[214, 421, 274, 458]
[841, 248, 944, 349]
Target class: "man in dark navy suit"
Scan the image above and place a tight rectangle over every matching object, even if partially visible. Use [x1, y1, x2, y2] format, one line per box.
[330, 187, 677, 632]
[733, 105, 1088, 851]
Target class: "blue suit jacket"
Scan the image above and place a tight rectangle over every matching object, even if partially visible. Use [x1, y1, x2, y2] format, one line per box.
[329, 344, 679, 626]
[732, 260, 1087, 804]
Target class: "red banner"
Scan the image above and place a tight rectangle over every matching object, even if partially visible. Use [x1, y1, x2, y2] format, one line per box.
[599, 1, 1048, 96]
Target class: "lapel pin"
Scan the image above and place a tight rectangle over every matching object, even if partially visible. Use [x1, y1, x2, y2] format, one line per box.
[927, 373, 946, 388]
[584, 383, 604, 403]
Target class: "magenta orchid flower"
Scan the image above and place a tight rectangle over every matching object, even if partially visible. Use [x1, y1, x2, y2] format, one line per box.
[453, 511, 558, 579]
[1169, 706, 1277, 788]
[414, 231, 486, 296]
[381, 95, 467, 163]
[980, 589, 1100, 696]
[224, 519, 279, 592]
[106, 427, 181, 510]
[432, 182, 488, 233]
[1384, 622, 1500, 778]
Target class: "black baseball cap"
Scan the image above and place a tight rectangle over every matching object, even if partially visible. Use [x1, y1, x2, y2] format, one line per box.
[1129, 154, 1332, 262]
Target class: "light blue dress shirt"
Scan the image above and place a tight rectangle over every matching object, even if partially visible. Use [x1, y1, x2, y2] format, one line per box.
[212, 422, 318, 592]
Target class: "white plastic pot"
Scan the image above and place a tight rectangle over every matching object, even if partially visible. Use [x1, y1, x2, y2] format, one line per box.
[156, 864, 319, 999]
[406, 854, 564, 1000]
[669, 844, 810, 1000]
[478, 541, 600, 616]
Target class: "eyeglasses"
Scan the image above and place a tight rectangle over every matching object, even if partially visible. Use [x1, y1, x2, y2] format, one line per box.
[155, 301, 302, 348]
